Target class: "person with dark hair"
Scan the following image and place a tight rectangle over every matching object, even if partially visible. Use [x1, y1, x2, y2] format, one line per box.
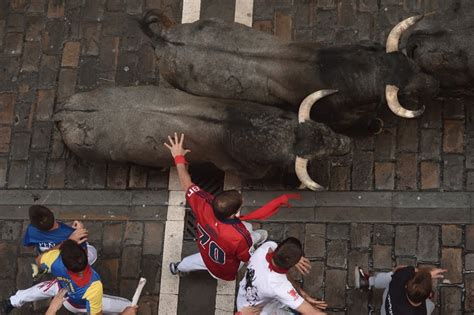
[236, 237, 328, 314]
[2, 206, 98, 314]
[165, 133, 301, 281]
[32, 239, 132, 314]
[355, 265, 447, 314]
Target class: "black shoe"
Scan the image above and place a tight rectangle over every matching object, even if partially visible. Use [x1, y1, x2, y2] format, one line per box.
[1, 299, 14, 315]
[354, 266, 371, 291]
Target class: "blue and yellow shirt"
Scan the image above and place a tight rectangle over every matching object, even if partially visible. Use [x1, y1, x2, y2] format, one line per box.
[41, 250, 103, 314]
[23, 222, 84, 253]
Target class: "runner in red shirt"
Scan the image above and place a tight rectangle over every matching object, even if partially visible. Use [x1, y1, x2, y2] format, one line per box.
[164, 133, 269, 281]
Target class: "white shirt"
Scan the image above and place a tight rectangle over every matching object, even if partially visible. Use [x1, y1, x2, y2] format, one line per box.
[236, 241, 305, 314]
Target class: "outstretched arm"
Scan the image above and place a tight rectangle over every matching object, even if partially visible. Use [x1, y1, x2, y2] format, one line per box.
[164, 133, 193, 191]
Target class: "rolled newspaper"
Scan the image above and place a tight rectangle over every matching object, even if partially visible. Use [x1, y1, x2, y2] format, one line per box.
[131, 277, 147, 306]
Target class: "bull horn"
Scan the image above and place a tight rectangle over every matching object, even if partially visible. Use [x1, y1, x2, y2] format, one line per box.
[295, 157, 323, 191]
[386, 15, 424, 53]
[385, 85, 425, 118]
[296, 89, 338, 191]
[298, 89, 338, 123]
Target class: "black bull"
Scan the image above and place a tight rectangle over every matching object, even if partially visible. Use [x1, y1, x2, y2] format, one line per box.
[140, 11, 439, 133]
[54, 86, 351, 191]
[407, 1, 474, 93]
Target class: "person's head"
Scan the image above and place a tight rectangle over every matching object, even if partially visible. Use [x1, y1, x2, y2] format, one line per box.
[212, 190, 243, 221]
[60, 239, 88, 272]
[29, 205, 55, 231]
[273, 237, 303, 269]
[406, 269, 432, 304]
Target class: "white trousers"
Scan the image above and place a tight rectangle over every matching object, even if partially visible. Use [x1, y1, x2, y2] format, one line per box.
[178, 222, 259, 274]
[370, 272, 435, 315]
[10, 280, 131, 313]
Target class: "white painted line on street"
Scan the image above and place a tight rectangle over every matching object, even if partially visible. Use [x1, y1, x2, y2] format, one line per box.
[234, 0, 254, 27]
[158, 167, 186, 315]
[182, 0, 201, 23]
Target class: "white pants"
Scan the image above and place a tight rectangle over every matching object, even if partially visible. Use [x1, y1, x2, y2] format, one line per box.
[178, 222, 259, 274]
[370, 272, 435, 315]
[10, 280, 131, 313]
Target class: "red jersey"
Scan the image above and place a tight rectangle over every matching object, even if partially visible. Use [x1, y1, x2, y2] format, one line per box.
[186, 184, 253, 281]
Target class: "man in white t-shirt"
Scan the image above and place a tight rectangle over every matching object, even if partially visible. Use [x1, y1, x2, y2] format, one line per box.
[236, 238, 327, 315]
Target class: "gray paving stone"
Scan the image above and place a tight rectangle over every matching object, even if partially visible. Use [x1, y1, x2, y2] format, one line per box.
[417, 225, 439, 263]
[143, 222, 164, 255]
[121, 246, 142, 278]
[124, 221, 143, 246]
[392, 192, 470, 208]
[373, 224, 393, 245]
[467, 225, 474, 251]
[284, 223, 305, 242]
[250, 206, 314, 222]
[131, 191, 170, 206]
[262, 223, 285, 242]
[466, 273, 474, 311]
[303, 261, 325, 298]
[350, 223, 371, 249]
[0, 190, 61, 205]
[1, 221, 22, 240]
[0, 241, 17, 279]
[395, 225, 417, 256]
[373, 245, 392, 270]
[325, 269, 347, 308]
[315, 207, 391, 223]
[327, 224, 349, 240]
[242, 191, 316, 207]
[304, 223, 326, 259]
[16, 257, 33, 289]
[466, 253, 474, 271]
[441, 248, 463, 284]
[440, 287, 463, 315]
[95, 258, 119, 292]
[61, 190, 132, 205]
[392, 208, 470, 223]
[442, 225, 463, 246]
[141, 255, 161, 294]
[442, 155, 465, 191]
[102, 222, 124, 256]
[327, 240, 347, 268]
[396, 256, 416, 266]
[347, 289, 368, 315]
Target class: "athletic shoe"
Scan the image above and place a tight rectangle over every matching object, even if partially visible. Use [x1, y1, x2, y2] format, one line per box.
[1, 299, 14, 315]
[253, 229, 268, 247]
[169, 261, 180, 275]
[354, 266, 371, 291]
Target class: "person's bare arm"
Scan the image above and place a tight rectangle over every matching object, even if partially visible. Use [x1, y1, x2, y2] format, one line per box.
[164, 133, 193, 191]
[296, 301, 327, 315]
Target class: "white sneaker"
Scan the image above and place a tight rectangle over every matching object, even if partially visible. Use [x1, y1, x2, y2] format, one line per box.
[253, 229, 268, 247]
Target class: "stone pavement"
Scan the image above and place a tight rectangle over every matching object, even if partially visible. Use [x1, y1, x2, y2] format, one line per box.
[0, 0, 473, 314]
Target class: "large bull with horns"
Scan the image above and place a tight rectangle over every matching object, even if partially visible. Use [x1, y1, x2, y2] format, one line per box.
[406, 1, 474, 94]
[140, 11, 439, 133]
[54, 86, 350, 190]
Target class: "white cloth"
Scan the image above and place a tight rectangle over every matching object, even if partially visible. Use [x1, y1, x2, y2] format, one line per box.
[370, 272, 435, 315]
[10, 280, 131, 313]
[236, 241, 305, 315]
[87, 244, 98, 265]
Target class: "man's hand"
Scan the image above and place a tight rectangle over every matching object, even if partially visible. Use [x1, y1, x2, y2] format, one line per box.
[72, 220, 84, 229]
[430, 268, 448, 279]
[45, 288, 67, 315]
[120, 306, 139, 315]
[69, 228, 88, 244]
[238, 305, 262, 315]
[164, 133, 191, 158]
[294, 256, 311, 275]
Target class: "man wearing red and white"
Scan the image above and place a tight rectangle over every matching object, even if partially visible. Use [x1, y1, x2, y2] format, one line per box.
[236, 238, 328, 315]
[164, 133, 300, 281]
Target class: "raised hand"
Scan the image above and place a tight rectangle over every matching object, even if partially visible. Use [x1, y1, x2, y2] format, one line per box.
[294, 256, 311, 275]
[164, 133, 191, 158]
[430, 268, 448, 279]
[69, 227, 88, 244]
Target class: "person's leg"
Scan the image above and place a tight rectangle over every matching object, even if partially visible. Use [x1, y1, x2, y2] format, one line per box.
[87, 244, 98, 265]
[176, 253, 207, 273]
[372, 272, 393, 315]
[426, 299, 435, 314]
[242, 221, 267, 247]
[9, 280, 59, 307]
[101, 294, 132, 313]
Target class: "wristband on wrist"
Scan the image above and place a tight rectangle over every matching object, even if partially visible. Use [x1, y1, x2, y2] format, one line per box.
[174, 155, 187, 165]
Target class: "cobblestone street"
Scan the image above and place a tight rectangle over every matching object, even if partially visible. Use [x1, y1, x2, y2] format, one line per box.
[0, 0, 473, 314]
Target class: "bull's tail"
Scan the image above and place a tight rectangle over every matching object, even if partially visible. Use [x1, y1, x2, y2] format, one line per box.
[139, 10, 175, 47]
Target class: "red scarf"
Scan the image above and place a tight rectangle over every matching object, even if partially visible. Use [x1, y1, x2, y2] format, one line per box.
[239, 194, 300, 221]
[266, 251, 289, 274]
[67, 265, 93, 288]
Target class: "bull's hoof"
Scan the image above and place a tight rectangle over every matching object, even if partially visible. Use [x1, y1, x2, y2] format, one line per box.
[368, 118, 384, 135]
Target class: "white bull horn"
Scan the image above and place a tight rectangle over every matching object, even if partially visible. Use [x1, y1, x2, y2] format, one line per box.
[385, 85, 425, 118]
[386, 15, 424, 53]
[298, 89, 338, 123]
[296, 89, 338, 191]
